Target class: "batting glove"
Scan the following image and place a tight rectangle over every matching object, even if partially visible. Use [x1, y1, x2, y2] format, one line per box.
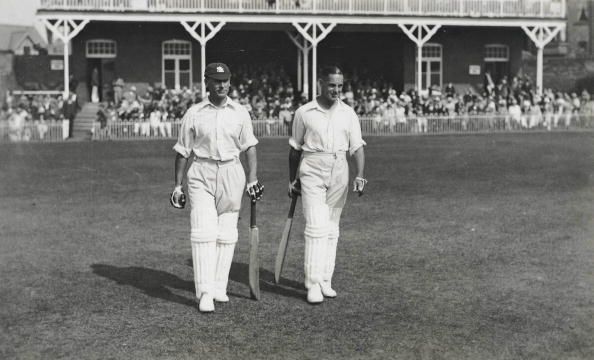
[246, 180, 264, 201]
[170, 185, 186, 209]
[352, 176, 368, 196]
[288, 179, 301, 198]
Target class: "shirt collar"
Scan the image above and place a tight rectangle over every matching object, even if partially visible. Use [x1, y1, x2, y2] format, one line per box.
[304, 98, 346, 113]
[197, 96, 239, 110]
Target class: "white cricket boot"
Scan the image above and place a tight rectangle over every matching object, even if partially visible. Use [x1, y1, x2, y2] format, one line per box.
[307, 283, 324, 304]
[320, 281, 337, 298]
[199, 293, 215, 312]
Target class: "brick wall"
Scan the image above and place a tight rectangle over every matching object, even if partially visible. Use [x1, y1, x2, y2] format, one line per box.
[66, 22, 529, 100]
[13, 54, 64, 90]
[403, 27, 524, 92]
[521, 57, 594, 93]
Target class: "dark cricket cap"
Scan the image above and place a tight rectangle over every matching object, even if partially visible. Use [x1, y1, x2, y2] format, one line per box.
[204, 62, 231, 80]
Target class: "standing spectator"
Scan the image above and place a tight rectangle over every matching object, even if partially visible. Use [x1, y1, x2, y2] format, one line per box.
[91, 67, 100, 103]
[563, 93, 574, 128]
[444, 82, 456, 97]
[63, 92, 78, 138]
[8, 105, 27, 142]
[542, 96, 554, 131]
[508, 97, 522, 129]
[279, 97, 294, 136]
[69, 74, 79, 95]
[528, 99, 542, 129]
[113, 78, 124, 105]
[381, 100, 397, 133]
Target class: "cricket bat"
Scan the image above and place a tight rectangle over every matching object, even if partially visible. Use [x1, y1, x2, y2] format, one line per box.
[274, 195, 298, 284]
[248, 199, 261, 300]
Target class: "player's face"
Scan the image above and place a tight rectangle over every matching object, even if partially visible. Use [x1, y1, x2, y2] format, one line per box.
[320, 74, 344, 103]
[206, 77, 230, 102]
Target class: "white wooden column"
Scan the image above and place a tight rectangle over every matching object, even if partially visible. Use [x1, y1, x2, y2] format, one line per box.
[181, 21, 226, 97]
[521, 24, 564, 95]
[41, 18, 89, 98]
[398, 23, 441, 92]
[292, 22, 336, 100]
[287, 31, 313, 96]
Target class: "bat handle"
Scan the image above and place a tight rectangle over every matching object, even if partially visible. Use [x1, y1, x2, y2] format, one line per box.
[288, 194, 298, 218]
[250, 199, 257, 228]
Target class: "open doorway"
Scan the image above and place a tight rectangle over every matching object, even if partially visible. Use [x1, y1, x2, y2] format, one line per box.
[85, 39, 117, 102]
[86, 58, 116, 103]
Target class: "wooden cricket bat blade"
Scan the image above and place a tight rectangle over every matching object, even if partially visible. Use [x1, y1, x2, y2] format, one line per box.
[248, 201, 261, 300]
[274, 219, 292, 284]
[248, 227, 260, 300]
[274, 195, 298, 284]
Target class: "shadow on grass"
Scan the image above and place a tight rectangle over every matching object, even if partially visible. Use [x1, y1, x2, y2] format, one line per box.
[185, 259, 305, 300]
[91, 264, 196, 308]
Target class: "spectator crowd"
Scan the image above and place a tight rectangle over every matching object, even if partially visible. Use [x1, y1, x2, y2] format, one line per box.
[0, 92, 78, 142]
[3, 66, 594, 142]
[99, 66, 594, 137]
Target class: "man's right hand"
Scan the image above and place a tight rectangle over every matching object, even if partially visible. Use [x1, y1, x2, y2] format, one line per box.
[288, 179, 301, 198]
[170, 186, 186, 209]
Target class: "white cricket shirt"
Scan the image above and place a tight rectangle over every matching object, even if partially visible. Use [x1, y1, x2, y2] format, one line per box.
[174, 97, 259, 161]
[289, 99, 366, 155]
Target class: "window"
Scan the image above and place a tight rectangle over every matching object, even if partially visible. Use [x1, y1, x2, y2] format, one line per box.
[416, 43, 442, 90]
[162, 40, 192, 90]
[484, 44, 509, 62]
[163, 40, 191, 56]
[86, 39, 117, 58]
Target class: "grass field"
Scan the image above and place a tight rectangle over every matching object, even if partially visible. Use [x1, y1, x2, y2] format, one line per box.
[1, 133, 593, 360]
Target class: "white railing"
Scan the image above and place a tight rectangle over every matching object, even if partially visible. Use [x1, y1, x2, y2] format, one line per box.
[38, 0, 566, 18]
[2, 113, 592, 143]
[85, 114, 594, 141]
[0, 121, 68, 142]
[9, 90, 63, 96]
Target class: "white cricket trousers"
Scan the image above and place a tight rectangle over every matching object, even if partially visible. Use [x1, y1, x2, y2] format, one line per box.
[187, 157, 246, 299]
[299, 152, 349, 290]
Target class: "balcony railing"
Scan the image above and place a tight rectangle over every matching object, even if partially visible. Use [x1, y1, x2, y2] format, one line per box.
[38, 0, 566, 18]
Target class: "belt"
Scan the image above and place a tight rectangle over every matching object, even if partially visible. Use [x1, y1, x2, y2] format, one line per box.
[302, 151, 346, 159]
[193, 156, 239, 167]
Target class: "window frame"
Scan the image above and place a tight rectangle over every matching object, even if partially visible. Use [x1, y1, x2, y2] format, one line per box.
[416, 43, 443, 90]
[86, 39, 117, 59]
[484, 44, 509, 63]
[162, 40, 192, 90]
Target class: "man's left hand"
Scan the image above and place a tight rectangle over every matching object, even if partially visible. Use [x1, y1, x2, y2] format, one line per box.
[352, 177, 368, 196]
[246, 181, 264, 201]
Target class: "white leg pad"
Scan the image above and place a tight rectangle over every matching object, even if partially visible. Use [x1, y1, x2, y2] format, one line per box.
[191, 241, 216, 299]
[190, 204, 218, 299]
[214, 212, 239, 300]
[304, 205, 329, 289]
[323, 207, 343, 286]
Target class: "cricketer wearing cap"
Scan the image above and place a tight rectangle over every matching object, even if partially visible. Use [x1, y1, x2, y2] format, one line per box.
[171, 62, 263, 313]
[288, 65, 367, 304]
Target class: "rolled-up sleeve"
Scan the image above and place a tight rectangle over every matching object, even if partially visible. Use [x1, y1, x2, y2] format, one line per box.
[173, 111, 194, 158]
[348, 112, 366, 156]
[238, 111, 259, 151]
[289, 108, 305, 151]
